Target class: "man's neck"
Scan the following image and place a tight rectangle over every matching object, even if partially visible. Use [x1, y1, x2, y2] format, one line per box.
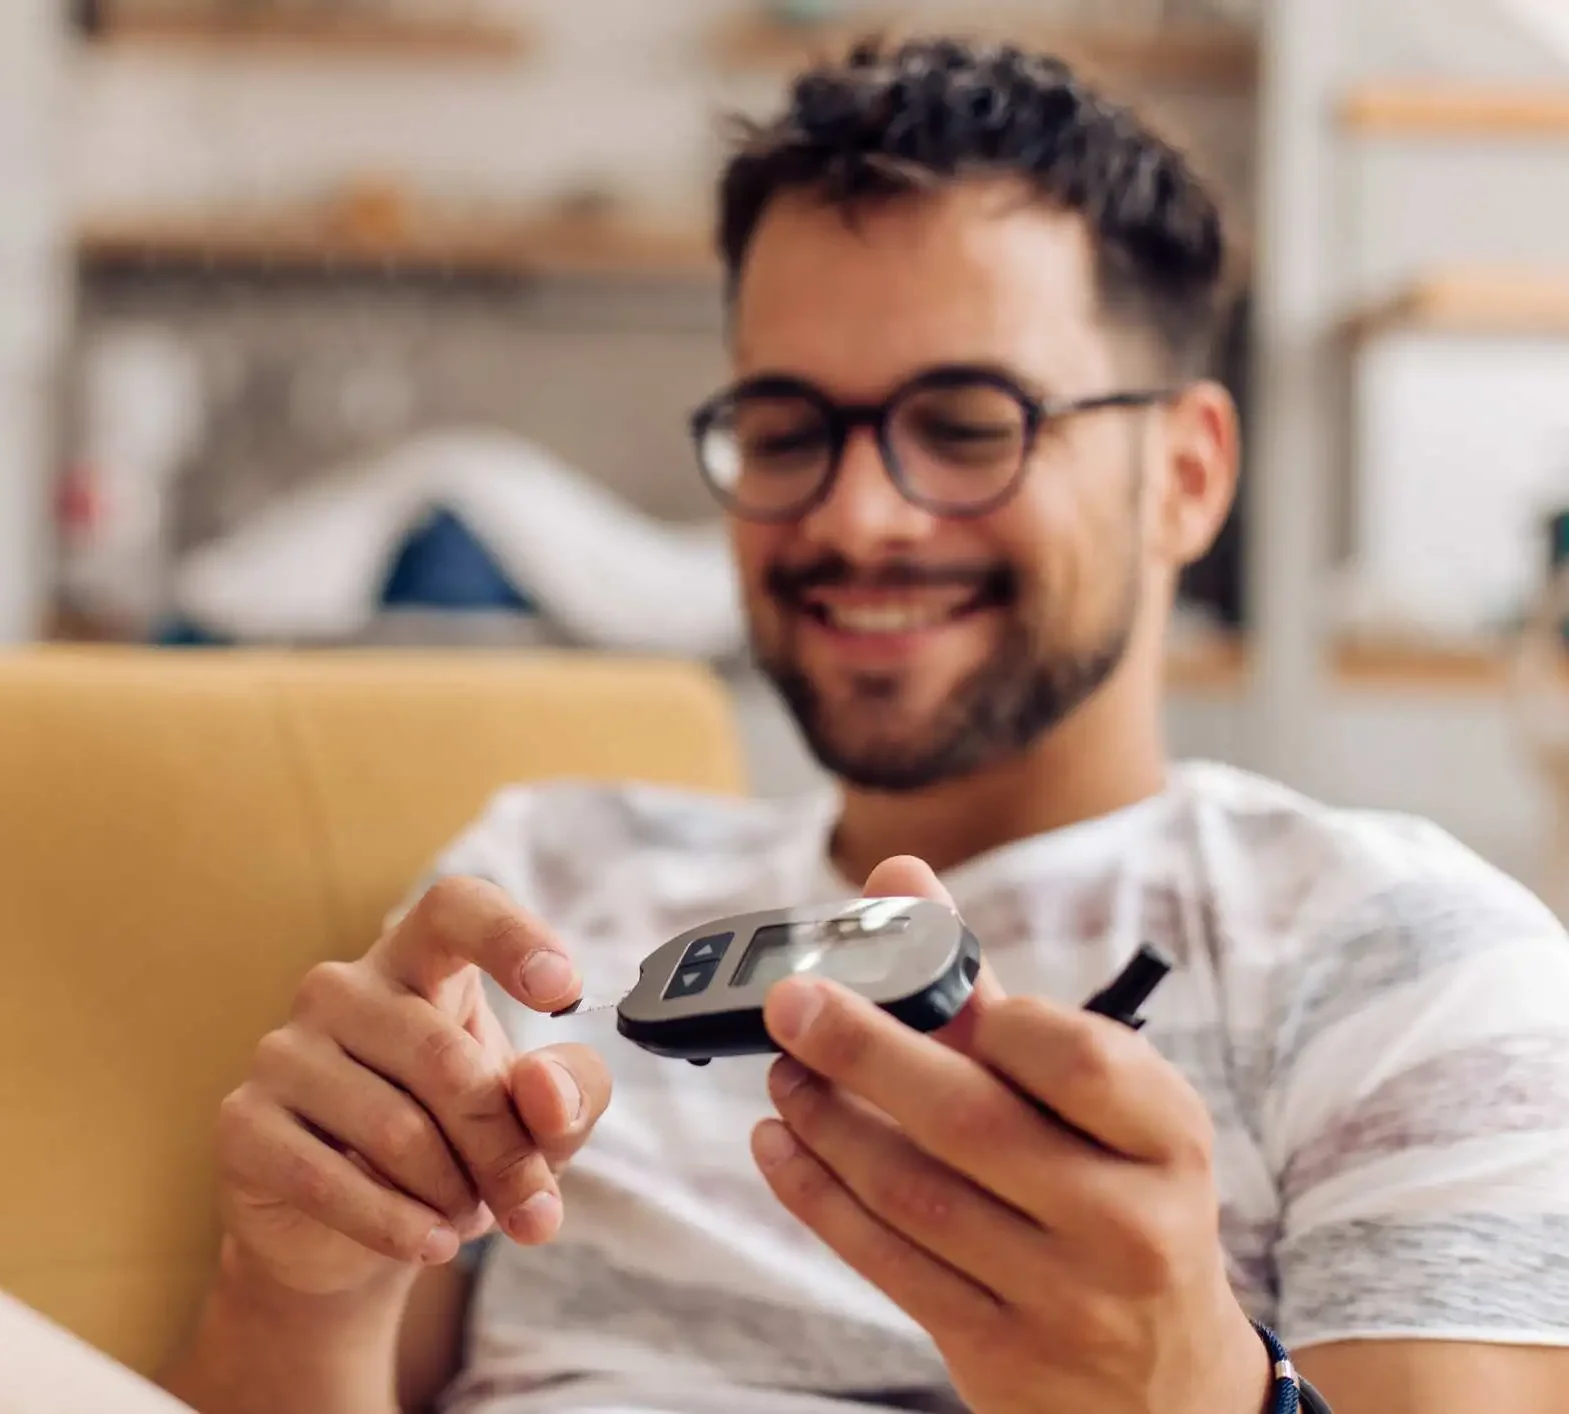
[828, 663, 1168, 885]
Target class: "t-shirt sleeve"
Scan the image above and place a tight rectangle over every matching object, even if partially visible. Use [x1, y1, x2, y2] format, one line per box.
[1266, 873, 1569, 1351]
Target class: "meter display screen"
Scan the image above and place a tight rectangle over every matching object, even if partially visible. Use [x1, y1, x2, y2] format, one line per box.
[730, 900, 912, 989]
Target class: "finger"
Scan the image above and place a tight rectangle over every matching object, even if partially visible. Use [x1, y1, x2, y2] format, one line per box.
[306, 967, 562, 1244]
[973, 996, 1214, 1167]
[375, 876, 581, 1013]
[763, 975, 1115, 1226]
[768, 1058, 1055, 1308]
[933, 954, 1006, 1057]
[508, 1044, 613, 1170]
[861, 854, 952, 905]
[751, 1117, 1005, 1344]
[251, 1026, 483, 1235]
[859, 855, 1005, 1048]
[217, 1086, 458, 1266]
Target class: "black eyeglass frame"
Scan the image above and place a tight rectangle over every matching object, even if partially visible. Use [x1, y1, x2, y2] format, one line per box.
[689, 364, 1179, 523]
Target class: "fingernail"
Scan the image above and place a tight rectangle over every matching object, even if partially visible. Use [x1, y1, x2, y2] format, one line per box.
[507, 1191, 562, 1243]
[770, 980, 824, 1044]
[520, 950, 576, 1006]
[753, 1121, 798, 1171]
[770, 1057, 811, 1102]
[545, 1059, 583, 1123]
[420, 1223, 459, 1265]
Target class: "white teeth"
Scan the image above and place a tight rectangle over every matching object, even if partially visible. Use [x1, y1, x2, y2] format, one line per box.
[822, 604, 947, 634]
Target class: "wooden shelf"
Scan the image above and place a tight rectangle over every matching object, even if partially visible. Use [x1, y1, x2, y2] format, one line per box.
[1164, 635, 1554, 695]
[1341, 83, 1569, 137]
[75, 204, 717, 281]
[1348, 268, 1569, 341]
[1332, 640, 1518, 690]
[711, 14, 1258, 90]
[92, 4, 534, 61]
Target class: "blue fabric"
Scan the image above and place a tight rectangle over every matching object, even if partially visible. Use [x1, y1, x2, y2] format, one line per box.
[154, 618, 232, 647]
[380, 508, 535, 613]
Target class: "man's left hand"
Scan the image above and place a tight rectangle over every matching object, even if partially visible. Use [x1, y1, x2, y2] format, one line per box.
[751, 857, 1272, 1414]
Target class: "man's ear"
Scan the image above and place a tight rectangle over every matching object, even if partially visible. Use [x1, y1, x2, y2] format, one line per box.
[1155, 379, 1240, 568]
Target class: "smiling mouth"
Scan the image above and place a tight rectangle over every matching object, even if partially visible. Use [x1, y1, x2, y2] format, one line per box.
[788, 565, 1016, 635]
[801, 590, 993, 634]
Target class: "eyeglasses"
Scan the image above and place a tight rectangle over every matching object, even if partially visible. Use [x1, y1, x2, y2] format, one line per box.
[690, 364, 1177, 523]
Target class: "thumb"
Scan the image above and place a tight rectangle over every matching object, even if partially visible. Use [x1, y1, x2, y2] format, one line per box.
[860, 856, 1007, 1037]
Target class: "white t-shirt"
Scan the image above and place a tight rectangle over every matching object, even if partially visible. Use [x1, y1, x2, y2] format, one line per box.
[423, 761, 1569, 1414]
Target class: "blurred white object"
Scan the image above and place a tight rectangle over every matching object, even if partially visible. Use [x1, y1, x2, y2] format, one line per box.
[1500, 0, 1569, 61]
[58, 324, 204, 633]
[1351, 332, 1569, 640]
[172, 431, 745, 660]
[0, 1288, 195, 1414]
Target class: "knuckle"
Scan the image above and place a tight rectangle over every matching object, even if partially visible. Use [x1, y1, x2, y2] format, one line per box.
[368, 1104, 434, 1170]
[282, 1144, 338, 1215]
[869, 1160, 952, 1230]
[414, 1022, 484, 1096]
[250, 1026, 300, 1081]
[293, 959, 358, 1022]
[1170, 1107, 1216, 1172]
[995, 994, 1052, 1029]
[943, 1090, 1019, 1158]
[1049, 1287, 1127, 1355]
[774, 1150, 831, 1214]
[1054, 1014, 1118, 1092]
[936, 1307, 1014, 1367]
[417, 874, 481, 925]
[1100, 1197, 1184, 1294]
[214, 1086, 261, 1165]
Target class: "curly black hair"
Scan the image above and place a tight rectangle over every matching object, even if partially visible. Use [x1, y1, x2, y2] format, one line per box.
[718, 34, 1228, 376]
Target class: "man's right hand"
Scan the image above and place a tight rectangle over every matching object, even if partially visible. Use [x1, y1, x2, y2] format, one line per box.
[213, 876, 611, 1299]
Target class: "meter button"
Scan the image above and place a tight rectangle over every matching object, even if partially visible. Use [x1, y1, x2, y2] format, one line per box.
[664, 960, 719, 1000]
[680, 932, 733, 968]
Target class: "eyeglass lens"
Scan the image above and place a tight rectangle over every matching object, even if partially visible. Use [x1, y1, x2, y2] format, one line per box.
[699, 379, 1031, 517]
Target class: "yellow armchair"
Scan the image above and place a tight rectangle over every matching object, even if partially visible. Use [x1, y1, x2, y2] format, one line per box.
[0, 647, 745, 1377]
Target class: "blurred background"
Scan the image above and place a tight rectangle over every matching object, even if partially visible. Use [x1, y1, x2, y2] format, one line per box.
[2, 0, 1568, 902]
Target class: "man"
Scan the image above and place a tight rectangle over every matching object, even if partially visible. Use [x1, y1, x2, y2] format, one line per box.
[161, 35, 1569, 1414]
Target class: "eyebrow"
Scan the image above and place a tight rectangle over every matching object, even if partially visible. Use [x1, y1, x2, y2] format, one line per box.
[726, 361, 1058, 406]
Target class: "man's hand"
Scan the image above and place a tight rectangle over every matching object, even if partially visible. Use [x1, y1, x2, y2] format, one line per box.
[213, 875, 613, 1300]
[750, 857, 1270, 1414]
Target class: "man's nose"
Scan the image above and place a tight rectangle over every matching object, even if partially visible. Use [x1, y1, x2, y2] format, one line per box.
[797, 426, 937, 555]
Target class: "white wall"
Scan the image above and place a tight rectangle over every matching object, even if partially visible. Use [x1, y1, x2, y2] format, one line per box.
[0, 1, 69, 645]
[1249, 0, 1569, 896]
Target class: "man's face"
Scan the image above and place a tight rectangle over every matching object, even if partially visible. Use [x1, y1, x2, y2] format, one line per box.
[724, 182, 1168, 792]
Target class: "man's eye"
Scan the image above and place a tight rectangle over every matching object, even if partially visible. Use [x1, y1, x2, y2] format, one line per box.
[922, 419, 1015, 444]
[746, 429, 828, 459]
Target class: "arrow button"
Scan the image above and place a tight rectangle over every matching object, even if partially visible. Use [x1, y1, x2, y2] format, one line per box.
[680, 931, 734, 968]
[663, 959, 719, 1001]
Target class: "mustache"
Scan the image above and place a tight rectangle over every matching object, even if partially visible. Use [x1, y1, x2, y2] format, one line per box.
[765, 554, 1017, 604]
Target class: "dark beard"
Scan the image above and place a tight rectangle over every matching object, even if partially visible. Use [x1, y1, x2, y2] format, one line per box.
[759, 585, 1138, 794]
